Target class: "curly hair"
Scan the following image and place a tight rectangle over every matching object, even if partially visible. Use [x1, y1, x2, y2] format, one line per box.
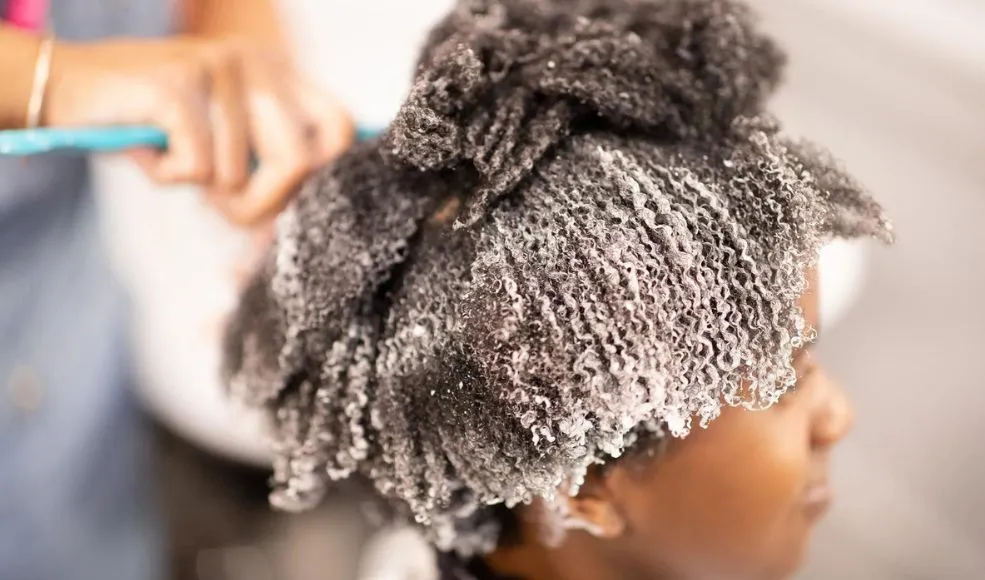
[222, 0, 892, 556]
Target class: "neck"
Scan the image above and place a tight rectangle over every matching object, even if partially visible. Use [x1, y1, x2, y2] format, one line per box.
[484, 531, 672, 580]
[484, 541, 603, 580]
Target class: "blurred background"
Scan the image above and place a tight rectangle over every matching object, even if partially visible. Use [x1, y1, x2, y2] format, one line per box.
[6, 0, 985, 579]
[760, 1, 985, 578]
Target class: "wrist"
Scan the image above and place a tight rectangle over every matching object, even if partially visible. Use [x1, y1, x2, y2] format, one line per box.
[39, 38, 84, 127]
[0, 26, 43, 128]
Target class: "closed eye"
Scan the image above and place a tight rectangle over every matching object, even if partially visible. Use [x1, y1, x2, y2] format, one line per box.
[795, 346, 817, 376]
[775, 349, 818, 405]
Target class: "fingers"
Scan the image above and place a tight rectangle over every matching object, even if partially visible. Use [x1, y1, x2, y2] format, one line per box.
[212, 76, 353, 226]
[135, 42, 354, 228]
[212, 65, 312, 227]
[293, 76, 355, 163]
[147, 63, 214, 184]
[213, 54, 359, 227]
[206, 47, 250, 193]
[137, 49, 253, 196]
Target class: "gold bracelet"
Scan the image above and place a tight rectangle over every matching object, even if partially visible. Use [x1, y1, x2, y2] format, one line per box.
[26, 34, 55, 129]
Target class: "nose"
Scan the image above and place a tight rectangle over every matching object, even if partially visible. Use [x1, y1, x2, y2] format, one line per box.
[810, 369, 855, 448]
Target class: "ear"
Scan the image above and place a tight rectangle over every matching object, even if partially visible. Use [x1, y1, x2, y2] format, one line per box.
[562, 471, 627, 539]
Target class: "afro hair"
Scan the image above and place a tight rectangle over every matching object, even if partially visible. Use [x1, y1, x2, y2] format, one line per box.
[222, 0, 891, 556]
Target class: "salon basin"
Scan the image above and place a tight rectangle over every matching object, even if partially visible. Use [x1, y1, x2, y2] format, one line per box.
[92, 158, 273, 466]
[91, 156, 872, 466]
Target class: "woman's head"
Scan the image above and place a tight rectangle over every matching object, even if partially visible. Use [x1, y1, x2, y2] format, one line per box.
[222, 0, 891, 577]
[488, 267, 855, 580]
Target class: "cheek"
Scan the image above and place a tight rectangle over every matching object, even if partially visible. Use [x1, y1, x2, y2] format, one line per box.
[620, 406, 812, 576]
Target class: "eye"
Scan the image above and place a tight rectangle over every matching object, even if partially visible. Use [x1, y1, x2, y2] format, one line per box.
[794, 350, 819, 384]
[775, 349, 817, 406]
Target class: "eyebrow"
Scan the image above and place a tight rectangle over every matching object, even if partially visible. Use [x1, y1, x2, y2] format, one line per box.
[793, 332, 817, 363]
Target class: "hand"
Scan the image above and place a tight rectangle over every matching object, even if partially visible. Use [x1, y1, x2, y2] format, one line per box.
[43, 37, 353, 226]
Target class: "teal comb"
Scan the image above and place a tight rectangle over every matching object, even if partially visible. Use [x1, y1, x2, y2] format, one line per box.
[0, 124, 382, 156]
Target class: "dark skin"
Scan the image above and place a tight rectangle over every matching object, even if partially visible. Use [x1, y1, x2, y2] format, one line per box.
[487, 267, 855, 580]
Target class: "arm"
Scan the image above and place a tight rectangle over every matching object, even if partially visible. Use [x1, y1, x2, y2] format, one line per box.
[0, 0, 288, 130]
[2, 2, 349, 224]
[0, 24, 42, 129]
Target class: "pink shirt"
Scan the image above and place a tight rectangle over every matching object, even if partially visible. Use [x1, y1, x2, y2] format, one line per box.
[3, 0, 48, 31]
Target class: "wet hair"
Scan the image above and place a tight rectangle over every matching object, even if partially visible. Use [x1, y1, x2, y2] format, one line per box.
[222, 0, 892, 556]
